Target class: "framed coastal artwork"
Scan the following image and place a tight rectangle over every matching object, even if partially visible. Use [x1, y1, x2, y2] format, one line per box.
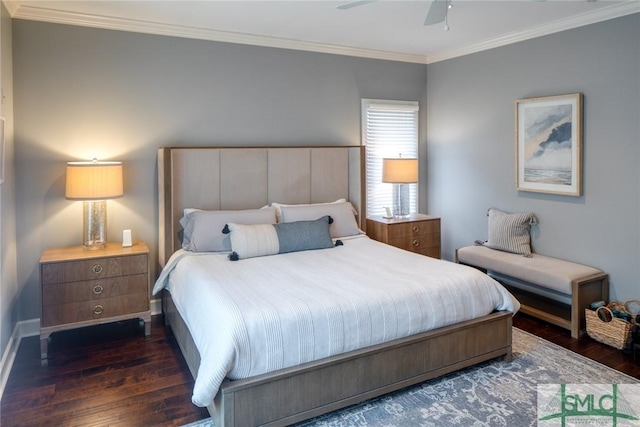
[515, 93, 583, 196]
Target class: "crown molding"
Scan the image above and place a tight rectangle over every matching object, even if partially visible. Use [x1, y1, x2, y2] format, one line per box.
[426, 1, 640, 64]
[4, 1, 639, 65]
[2, 0, 19, 17]
[4, 3, 428, 64]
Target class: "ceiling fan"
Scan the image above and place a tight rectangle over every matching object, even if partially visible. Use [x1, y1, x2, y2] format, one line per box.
[337, 0, 453, 30]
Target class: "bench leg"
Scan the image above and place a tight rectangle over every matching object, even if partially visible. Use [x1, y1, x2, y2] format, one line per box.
[571, 273, 610, 339]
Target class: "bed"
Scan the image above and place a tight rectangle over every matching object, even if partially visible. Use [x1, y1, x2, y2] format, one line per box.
[156, 146, 518, 427]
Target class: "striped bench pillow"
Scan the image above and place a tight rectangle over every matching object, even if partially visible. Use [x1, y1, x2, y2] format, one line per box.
[482, 208, 537, 257]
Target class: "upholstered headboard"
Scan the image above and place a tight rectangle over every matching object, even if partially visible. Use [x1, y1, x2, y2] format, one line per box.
[157, 146, 365, 266]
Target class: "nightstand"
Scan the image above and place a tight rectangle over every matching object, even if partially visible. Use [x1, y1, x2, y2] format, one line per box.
[366, 214, 441, 258]
[39, 242, 151, 363]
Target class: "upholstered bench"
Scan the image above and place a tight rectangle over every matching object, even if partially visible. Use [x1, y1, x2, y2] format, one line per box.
[456, 245, 609, 338]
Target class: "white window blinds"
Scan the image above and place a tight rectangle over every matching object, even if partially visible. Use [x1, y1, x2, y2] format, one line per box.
[362, 99, 419, 218]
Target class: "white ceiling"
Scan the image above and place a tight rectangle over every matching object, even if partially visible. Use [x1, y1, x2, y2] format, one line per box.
[4, 0, 639, 63]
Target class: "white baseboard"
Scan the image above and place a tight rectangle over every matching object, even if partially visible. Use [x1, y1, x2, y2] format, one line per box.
[0, 298, 163, 401]
[0, 318, 39, 399]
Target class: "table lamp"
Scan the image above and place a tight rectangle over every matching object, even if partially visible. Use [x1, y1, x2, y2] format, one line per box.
[65, 159, 123, 250]
[382, 157, 418, 218]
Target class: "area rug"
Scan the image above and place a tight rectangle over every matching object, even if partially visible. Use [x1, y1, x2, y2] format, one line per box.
[182, 328, 639, 427]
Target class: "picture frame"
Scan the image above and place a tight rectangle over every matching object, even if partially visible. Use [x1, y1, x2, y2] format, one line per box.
[515, 93, 583, 196]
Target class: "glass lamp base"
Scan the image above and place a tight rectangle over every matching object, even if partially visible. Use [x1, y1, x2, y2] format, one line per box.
[392, 184, 410, 218]
[83, 200, 107, 250]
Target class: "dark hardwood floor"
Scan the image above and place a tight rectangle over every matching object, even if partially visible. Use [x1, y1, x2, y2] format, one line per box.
[0, 316, 208, 427]
[1, 313, 638, 427]
[512, 312, 640, 378]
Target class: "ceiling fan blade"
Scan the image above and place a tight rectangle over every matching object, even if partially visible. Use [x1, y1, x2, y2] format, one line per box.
[424, 0, 447, 25]
[336, 0, 376, 10]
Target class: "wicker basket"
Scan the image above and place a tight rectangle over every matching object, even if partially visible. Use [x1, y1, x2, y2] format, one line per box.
[585, 306, 633, 350]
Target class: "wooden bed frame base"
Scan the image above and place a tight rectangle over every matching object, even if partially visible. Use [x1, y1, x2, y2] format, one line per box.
[164, 291, 512, 427]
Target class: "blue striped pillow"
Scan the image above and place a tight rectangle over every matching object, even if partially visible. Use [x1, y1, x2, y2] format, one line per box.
[483, 208, 537, 257]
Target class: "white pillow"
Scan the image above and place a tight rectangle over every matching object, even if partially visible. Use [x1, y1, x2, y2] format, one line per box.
[279, 202, 361, 238]
[181, 207, 277, 252]
[271, 199, 347, 223]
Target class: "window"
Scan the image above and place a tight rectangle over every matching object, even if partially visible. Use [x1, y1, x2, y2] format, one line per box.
[361, 99, 419, 218]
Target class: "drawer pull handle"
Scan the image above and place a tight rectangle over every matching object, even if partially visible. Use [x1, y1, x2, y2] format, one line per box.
[92, 264, 104, 275]
[93, 305, 104, 315]
[92, 284, 104, 295]
[412, 239, 420, 247]
[412, 226, 420, 233]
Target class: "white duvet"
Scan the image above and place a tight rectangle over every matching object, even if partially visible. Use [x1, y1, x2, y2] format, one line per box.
[153, 235, 519, 407]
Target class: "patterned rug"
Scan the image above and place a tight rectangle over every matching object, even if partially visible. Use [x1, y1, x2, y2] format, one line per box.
[182, 328, 639, 427]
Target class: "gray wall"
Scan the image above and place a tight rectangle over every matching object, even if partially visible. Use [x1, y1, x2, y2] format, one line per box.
[426, 14, 640, 301]
[12, 20, 428, 321]
[1, 3, 16, 358]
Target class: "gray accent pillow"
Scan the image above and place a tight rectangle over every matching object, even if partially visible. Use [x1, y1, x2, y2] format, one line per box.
[275, 217, 334, 254]
[181, 207, 277, 252]
[483, 208, 537, 257]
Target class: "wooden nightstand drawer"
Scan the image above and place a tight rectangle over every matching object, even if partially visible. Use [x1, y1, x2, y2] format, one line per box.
[42, 273, 149, 306]
[366, 214, 441, 259]
[41, 254, 148, 285]
[42, 292, 149, 327]
[388, 233, 440, 253]
[386, 219, 440, 239]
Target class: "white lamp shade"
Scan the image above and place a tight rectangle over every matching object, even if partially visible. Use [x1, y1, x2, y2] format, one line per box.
[65, 161, 123, 200]
[382, 158, 418, 184]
